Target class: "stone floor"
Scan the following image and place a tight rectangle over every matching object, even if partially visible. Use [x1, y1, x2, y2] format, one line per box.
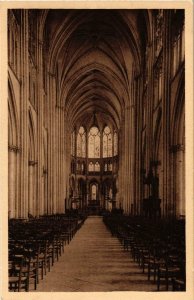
[35, 216, 157, 292]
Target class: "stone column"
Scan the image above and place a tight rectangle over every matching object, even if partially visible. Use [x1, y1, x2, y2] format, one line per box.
[28, 161, 34, 215]
[55, 106, 60, 212]
[178, 148, 185, 216]
[36, 33, 45, 216]
[47, 73, 57, 214]
[43, 169, 48, 214]
[172, 144, 185, 217]
[15, 147, 20, 219]
[59, 107, 65, 213]
[162, 12, 171, 217]
[125, 105, 131, 214]
[8, 146, 18, 218]
[130, 104, 135, 215]
[20, 11, 29, 218]
[135, 75, 143, 215]
[64, 113, 71, 210]
[117, 117, 125, 211]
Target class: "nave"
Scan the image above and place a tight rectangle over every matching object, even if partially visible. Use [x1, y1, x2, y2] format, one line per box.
[8, 214, 185, 292]
[7, 8, 186, 295]
[35, 216, 155, 292]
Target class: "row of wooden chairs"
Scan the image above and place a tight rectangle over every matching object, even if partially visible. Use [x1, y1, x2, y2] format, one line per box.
[9, 214, 87, 292]
[104, 215, 185, 291]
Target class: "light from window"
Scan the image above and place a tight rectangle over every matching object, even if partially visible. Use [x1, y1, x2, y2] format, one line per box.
[81, 162, 85, 173]
[108, 162, 113, 171]
[103, 126, 112, 158]
[88, 126, 100, 158]
[77, 126, 86, 157]
[88, 162, 94, 172]
[94, 162, 100, 172]
[91, 184, 97, 200]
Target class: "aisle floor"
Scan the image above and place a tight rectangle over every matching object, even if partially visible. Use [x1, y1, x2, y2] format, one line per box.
[35, 216, 156, 292]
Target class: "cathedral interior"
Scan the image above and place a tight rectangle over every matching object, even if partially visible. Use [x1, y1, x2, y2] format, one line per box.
[7, 9, 186, 292]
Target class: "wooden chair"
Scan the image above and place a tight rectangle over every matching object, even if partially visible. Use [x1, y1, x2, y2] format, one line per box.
[9, 255, 28, 292]
[172, 260, 186, 291]
[22, 248, 38, 291]
[157, 256, 182, 291]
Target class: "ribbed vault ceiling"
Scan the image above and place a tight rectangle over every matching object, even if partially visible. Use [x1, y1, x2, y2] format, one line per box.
[42, 9, 148, 130]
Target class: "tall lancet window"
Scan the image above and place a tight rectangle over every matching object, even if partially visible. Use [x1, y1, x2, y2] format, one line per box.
[103, 126, 112, 158]
[91, 184, 97, 200]
[114, 130, 118, 156]
[94, 162, 100, 172]
[88, 126, 100, 158]
[77, 126, 86, 157]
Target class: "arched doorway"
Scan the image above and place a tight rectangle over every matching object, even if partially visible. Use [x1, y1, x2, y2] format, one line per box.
[88, 180, 100, 215]
[89, 181, 99, 204]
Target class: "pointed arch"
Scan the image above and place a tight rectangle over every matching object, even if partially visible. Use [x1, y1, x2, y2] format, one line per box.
[154, 107, 162, 162]
[103, 125, 112, 158]
[88, 126, 100, 158]
[28, 109, 36, 161]
[8, 79, 19, 147]
[171, 72, 185, 146]
[8, 78, 19, 219]
[77, 126, 86, 158]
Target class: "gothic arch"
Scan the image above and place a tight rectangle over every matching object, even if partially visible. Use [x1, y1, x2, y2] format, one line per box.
[46, 10, 141, 75]
[172, 77, 185, 147]
[8, 78, 19, 218]
[154, 107, 162, 162]
[8, 79, 19, 147]
[28, 109, 36, 161]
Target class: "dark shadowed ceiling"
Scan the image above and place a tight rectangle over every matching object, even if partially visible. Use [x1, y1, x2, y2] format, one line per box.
[41, 9, 149, 129]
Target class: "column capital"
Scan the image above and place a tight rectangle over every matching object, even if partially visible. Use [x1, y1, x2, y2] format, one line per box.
[38, 39, 44, 46]
[170, 144, 185, 153]
[48, 71, 56, 78]
[126, 104, 135, 110]
[8, 145, 20, 153]
[28, 160, 38, 166]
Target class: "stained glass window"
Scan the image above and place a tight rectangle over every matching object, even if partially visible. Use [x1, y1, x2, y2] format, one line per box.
[77, 126, 86, 157]
[94, 162, 100, 172]
[77, 161, 80, 171]
[108, 162, 113, 171]
[103, 126, 112, 158]
[114, 130, 118, 156]
[88, 162, 94, 172]
[88, 127, 100, 158]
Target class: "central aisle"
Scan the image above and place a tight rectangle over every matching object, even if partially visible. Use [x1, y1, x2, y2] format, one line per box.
[36, 216, 156, 292]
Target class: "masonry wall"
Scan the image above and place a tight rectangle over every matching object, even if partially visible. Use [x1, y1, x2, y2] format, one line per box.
[8, 9, 185, 219]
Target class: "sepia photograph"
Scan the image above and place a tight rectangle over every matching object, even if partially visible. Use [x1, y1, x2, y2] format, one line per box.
[0, 1, 193, 299]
